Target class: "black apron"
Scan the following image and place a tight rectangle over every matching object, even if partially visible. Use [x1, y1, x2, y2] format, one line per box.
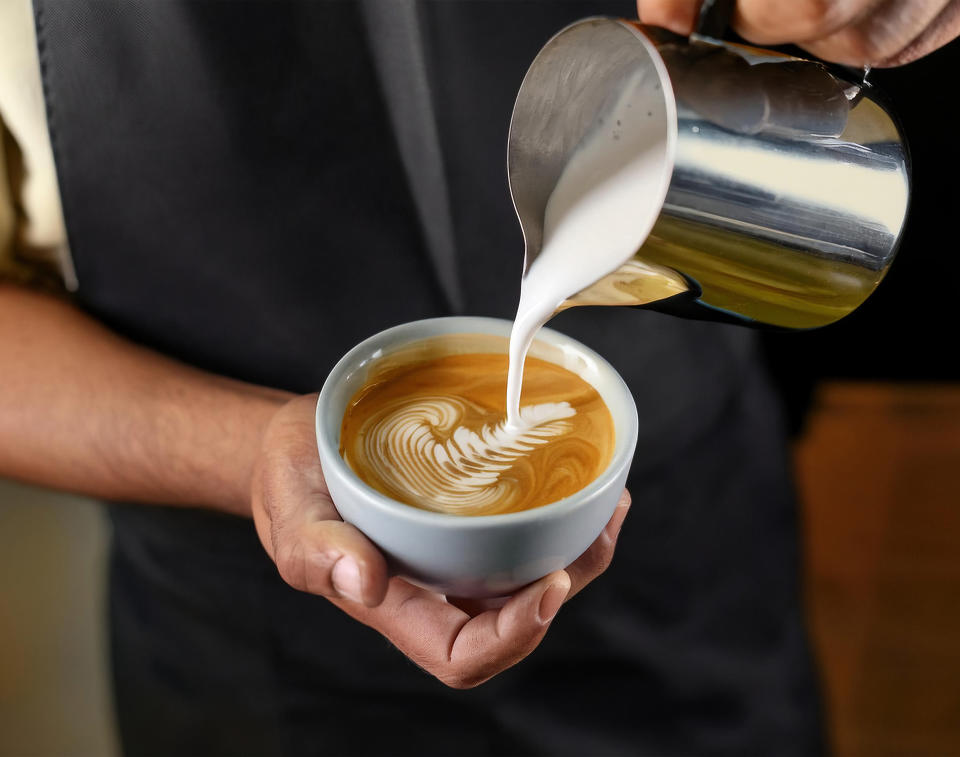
[34, 1, 823, 754]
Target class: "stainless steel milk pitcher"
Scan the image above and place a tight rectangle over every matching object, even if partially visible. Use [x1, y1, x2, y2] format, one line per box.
[508, 6, 910, 329]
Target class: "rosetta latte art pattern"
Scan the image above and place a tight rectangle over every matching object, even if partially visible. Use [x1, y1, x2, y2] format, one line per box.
[340, 350, 615, 515]
[364, 398, 575, 514]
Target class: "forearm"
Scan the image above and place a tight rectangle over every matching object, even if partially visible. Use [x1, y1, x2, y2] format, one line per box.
[0, 284, 292, 516]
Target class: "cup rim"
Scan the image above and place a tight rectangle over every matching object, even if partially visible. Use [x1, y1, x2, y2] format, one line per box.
[316, 316, 638, 530]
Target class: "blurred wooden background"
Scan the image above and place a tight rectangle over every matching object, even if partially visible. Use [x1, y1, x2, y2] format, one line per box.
[797, 382, 960, 756]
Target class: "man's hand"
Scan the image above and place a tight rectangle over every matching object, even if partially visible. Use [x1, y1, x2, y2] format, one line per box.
[251, 394, 630, 689]
[637, 0, 960, 66]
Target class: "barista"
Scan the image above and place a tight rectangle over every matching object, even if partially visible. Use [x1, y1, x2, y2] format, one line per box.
[1, 1, 956, 755]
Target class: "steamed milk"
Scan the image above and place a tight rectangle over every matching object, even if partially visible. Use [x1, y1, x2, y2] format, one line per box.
[506, 69, 670, 429]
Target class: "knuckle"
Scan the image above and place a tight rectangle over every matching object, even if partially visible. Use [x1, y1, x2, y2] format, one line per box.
[258, 456, 291, 518]
[740, 0, 855, 41]
[637, 0, 666, 19]
[275, 540, 307, 590]
[797, 0, 835, 30]
[433, 657, 492, 690]
[593, 544, 615, 575]
[784, 0, 833, 35]
[438, 669, 484, 690]
[277, 541, 341, 597]
[841, 30, 891, 66]
[638, 0, 698, 32]
[810, 26, 888, 66]
[583, 540, 615, 577]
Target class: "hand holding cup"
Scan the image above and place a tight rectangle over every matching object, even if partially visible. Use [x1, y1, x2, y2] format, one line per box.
[251, 392, 631, 688]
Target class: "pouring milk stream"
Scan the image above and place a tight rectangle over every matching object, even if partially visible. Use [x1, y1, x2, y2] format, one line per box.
[505, 68, 673, 431]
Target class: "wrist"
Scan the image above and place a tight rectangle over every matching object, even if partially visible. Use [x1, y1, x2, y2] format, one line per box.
[218, 383, 294, 517]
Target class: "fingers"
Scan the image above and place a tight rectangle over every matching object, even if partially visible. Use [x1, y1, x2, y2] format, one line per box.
[800, 0, 960, 67]
[637, 0, 874, 42]
[445, 571, 570, 687]
[253, 393, 629, 688]
[565, 488, 631, 599]
[731, 0, 874, 45]
[450, 487, 632, 613]
[339, 571, 570, 689]
[638, 0, 880, 44]
[878, 0, 960, 65]
[734, 0, 953, 66]
[323, 487, 629, 688]
[638, 0, 960, 67]
[637, 0, 703, 34]
[451, 487, 631, 613]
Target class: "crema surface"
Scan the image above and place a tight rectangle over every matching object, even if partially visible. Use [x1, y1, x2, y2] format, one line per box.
[340, 351, 614, 515]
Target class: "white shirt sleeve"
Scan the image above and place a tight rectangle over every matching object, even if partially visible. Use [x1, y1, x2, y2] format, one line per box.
[0, 0, 75, 290]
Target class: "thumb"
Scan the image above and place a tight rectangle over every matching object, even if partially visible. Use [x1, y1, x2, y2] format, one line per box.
[252, 460, 389, 607]
[274, 518, 389, 608]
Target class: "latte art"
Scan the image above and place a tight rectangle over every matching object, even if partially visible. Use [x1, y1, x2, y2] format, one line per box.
[364, 398, 575, 514]
[340, 347, 615, 516]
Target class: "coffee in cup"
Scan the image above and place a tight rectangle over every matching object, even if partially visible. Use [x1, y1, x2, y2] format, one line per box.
[339, 334, 615, 517]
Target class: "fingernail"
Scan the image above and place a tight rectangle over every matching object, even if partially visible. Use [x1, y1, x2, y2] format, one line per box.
[331, 556, 363, 603]
[538, 581, 568, 625]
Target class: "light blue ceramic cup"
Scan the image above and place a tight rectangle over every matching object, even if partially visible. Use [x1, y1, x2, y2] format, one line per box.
[316, 316, 638, 598]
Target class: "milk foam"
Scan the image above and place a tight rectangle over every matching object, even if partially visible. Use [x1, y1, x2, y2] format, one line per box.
[363, 398, 575, 515]
[506, 68, 671, 428]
